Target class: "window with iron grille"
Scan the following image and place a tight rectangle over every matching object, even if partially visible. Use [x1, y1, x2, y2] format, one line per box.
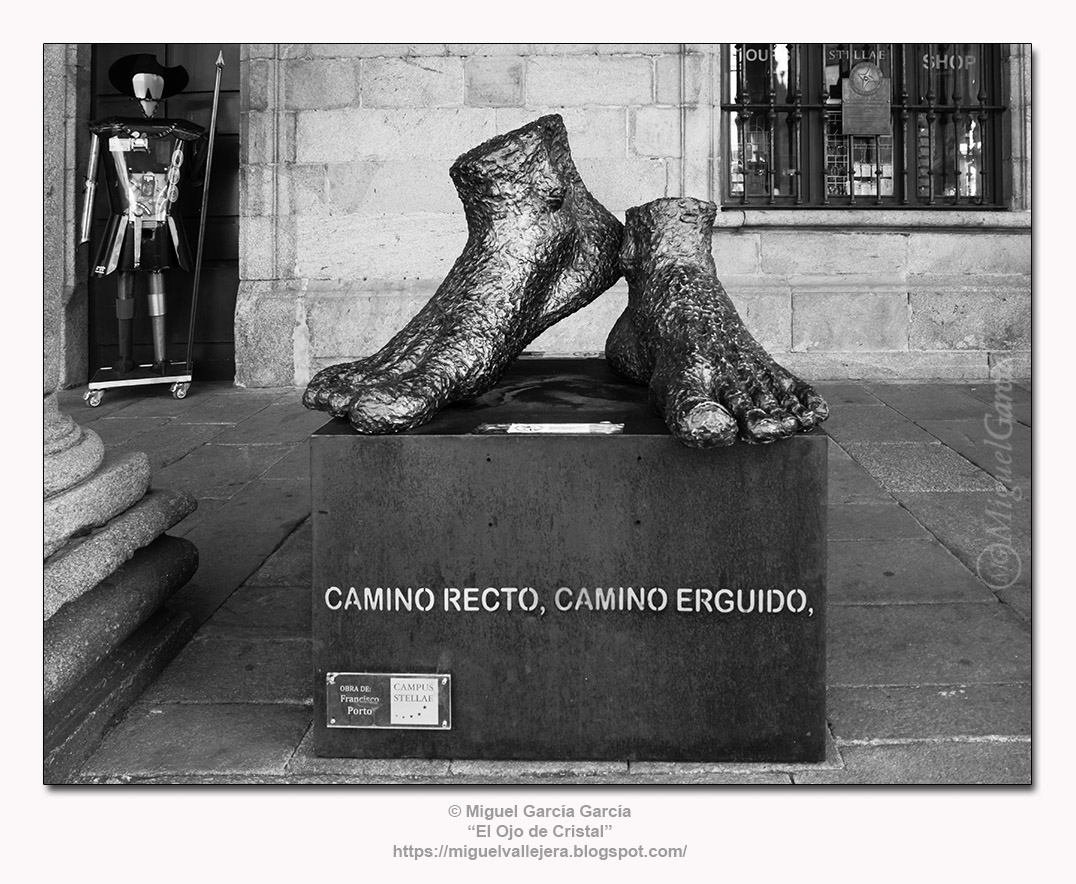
[722, 44, 1008, 208]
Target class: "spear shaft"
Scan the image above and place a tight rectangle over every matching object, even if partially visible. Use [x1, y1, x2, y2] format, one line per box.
[185, 50, 225, 372]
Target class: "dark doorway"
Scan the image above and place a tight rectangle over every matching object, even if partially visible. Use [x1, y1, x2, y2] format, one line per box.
[87, 43, 240, 381]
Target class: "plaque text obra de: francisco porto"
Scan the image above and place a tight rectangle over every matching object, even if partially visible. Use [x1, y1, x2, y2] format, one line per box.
[323, 585, 814, 617]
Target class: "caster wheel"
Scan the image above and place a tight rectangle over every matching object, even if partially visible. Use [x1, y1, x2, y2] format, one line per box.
[171, 382, 190, 400]
[84, 390, 103, 408]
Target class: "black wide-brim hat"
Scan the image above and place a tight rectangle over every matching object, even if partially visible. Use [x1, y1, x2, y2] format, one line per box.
[108, 53, 189, 99]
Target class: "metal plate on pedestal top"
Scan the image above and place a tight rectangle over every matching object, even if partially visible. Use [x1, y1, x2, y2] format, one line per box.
[326, 672, 452, 730]
[474, 422, 624, 435]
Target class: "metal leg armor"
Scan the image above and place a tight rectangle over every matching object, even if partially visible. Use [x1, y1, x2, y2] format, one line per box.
[147, 271, 168, 374]
[115, 272, 136, 376]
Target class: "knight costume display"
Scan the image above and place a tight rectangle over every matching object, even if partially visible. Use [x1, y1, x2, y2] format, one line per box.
[80, 53, 205, 377]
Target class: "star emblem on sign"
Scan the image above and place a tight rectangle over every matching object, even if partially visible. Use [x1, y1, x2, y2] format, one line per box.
[849, 62, 883, 96]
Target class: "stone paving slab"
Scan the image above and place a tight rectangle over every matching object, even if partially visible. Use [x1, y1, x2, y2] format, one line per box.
[58, 387, 147, 420]
[827, 437, 852, 460]
[827, 603, 1030, 686]
[995, 586, 1031, 622]
[281, 717, 838, 784]
[211, 400, 329, 445]
[864, 383, 999, 421]
[964, 380, 1032, 400]
[842, 441, 997, 492]
[171, 388, 288, 425]
[792, 739, 1031, 784]
[916, 418, 1031, 495]
[151, 441, 295, 500]
[827, 684, 1031, 741]
[629, 727, 842, 773]
[82, 773, 796, 785]
[140, 636, 312, 705]
[892, 491, 1030, 596]
[261, 442, 312, 480]
[168, 496, 229, 537]
[169, 476, 311, 626]
[813, 383, 885, 407]
[83, 416, 172, 449]
[92, 386, 232, 419]
[827, 503, 933, 541]
[961, 382, 1032, 427]
[828, 539, 996, 605]
[823, 405, 937, 444]
[113, 386, 283, 423]
[449, 759, 629, 777]
[827, 457, 897, 505]
[198, 585, 311, 637]
[245, 518, 312, 586]
[286, 729, 453, 777]
[113, 421, 231, 473]
[77, 702, 312, 779]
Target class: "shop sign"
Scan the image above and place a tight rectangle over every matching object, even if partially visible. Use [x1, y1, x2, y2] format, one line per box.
[826, 46, 887, 64]
[842, 62, 891, 136]
[922, 51, 977, 70]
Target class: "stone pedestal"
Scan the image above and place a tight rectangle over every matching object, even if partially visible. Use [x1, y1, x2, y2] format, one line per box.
[311, 359, 827, 762]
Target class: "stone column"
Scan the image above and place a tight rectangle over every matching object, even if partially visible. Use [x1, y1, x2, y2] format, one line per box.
[234, 43, 303, 388]
[43, 43, 200, 782]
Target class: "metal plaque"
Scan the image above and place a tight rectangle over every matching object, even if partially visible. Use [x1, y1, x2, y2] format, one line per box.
[326, 672, 451, 730]
[842, 62, 891, 136]
[474, 422, 624, 435]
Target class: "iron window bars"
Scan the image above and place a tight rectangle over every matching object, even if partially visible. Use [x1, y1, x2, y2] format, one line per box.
[722, 44, 1007, 208]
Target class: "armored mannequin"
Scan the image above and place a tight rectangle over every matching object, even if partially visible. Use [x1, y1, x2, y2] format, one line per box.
[80, 54, 205, 377]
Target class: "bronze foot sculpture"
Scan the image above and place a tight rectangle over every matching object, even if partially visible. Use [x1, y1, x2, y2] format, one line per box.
[303, 115, 623, 433]
[606, 197, 828, 448]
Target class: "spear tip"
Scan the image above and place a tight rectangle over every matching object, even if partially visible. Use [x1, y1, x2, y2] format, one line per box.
[216, 50, 225, 67]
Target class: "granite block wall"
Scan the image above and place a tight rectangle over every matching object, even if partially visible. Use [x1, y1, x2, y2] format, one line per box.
[232, 43, 1031, 386]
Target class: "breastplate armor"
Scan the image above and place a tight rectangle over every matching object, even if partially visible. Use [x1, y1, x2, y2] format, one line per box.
[84, 117, 205, 276]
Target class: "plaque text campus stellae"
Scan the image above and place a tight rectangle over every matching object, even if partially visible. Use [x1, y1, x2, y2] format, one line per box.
[326, 672, 452, 730]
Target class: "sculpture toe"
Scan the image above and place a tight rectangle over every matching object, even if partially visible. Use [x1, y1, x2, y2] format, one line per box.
[675, 401, 737, 448]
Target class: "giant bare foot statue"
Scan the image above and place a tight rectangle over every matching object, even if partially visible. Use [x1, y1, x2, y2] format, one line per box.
[303, 115, 623, 433]
[606, 197, 828, 448]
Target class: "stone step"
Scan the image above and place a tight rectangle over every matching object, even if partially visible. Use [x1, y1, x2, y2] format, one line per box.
[43, 608, 195, 784]
[44, 487, 196, 619]
[45, 534, 199, 706]
[44, 451, 150, 559]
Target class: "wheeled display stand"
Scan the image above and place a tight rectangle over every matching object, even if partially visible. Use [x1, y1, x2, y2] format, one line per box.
[83, 361, 192, 407]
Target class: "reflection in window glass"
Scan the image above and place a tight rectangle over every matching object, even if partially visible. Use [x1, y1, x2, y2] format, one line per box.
[729, 44, 794, 201]
[916, 44, 988, 200]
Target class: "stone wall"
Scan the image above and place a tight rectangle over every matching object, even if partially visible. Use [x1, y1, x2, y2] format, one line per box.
[234, 43, 1031, 386]
[712, 214, 1031, 381]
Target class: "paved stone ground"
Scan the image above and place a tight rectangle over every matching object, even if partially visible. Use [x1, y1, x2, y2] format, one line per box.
[56, 379, 1032, 785]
